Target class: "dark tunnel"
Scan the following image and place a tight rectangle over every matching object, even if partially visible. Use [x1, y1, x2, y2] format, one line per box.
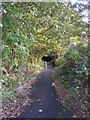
[42, 56, 53, 62]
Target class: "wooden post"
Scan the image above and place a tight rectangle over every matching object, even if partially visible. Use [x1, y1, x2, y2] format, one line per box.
[44, 61, 47, 68]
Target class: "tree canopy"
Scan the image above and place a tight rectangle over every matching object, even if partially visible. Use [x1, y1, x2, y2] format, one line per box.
[1, 2, 89, 118]
[2, 2, 87, 70]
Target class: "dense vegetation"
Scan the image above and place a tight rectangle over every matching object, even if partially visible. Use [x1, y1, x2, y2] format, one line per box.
[55, 40, 88, 85]
[0, 1, 89, 118]
[52, 40, 89, 118]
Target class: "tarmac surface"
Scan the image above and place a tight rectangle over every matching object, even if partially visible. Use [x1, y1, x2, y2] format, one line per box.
[19, 64, 72, 118]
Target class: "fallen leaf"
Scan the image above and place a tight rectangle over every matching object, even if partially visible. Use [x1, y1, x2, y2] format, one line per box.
[38, 109, 43, 112]
[51, 83, 55, 86]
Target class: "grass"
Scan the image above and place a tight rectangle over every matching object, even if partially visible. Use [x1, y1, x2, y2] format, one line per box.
[1, 61, 45, 105]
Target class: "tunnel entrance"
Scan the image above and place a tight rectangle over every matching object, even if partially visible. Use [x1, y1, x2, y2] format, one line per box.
[42, 52, 57, 67]
[42, 55, 54, 69]
[42, 56, 53, 62]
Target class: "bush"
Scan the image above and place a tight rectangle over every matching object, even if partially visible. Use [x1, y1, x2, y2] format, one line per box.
[55, 56, 65, 66]
[58, 41, 89, 87]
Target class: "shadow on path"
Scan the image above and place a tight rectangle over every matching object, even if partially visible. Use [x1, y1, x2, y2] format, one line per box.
[18, 64, 72, 118]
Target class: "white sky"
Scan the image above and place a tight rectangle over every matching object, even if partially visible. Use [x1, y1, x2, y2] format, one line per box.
[70, 0, 88, 23]
[70, 0, 78, 4]
[70, 0, 88, 4]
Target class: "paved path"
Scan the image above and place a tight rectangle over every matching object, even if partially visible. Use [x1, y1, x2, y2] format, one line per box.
[19, 64, 72, 118]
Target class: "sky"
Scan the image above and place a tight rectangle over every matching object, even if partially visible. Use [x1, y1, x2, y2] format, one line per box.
[70, 0, 78, 4]
[70, 0, 88, 23]
[70, 0, 88, 4]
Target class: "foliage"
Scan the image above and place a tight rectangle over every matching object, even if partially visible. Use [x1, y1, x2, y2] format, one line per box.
[2, 2, 86, 70]
[1, 2, 88, 106]
[52, 40, 89, 118]
[56, 40, 89, 88]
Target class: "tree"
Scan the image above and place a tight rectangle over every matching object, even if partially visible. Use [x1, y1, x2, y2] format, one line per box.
[2, 2, 86, 72]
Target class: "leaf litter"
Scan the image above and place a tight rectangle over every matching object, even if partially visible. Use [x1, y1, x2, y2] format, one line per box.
[1, 77, 37, 119]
